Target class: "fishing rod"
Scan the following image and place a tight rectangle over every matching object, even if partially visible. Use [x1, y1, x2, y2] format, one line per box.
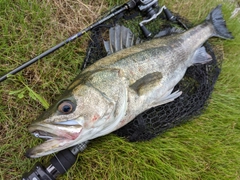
[20, 1, 177, 179]
[22, 141, 89, 180]
[0, 2, 129, 82]
[0, 0, 168, 83]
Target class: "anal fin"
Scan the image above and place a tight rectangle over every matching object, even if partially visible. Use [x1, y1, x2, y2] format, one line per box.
[192, 46, 212, 64]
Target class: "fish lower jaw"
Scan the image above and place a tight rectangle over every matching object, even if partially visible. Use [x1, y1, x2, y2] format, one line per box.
[25, 137, 75, 158]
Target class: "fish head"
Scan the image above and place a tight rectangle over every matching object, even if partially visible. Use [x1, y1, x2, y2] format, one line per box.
[26, 84, 115, 158]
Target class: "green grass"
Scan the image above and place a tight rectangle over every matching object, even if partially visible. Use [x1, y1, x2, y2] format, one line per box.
[0, 0, 240, 179]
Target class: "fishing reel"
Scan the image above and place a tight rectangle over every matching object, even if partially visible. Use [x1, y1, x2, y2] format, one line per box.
[137, 0, 179, 37]
[138, 0, 161, 37]
[128, 0, 178, 37]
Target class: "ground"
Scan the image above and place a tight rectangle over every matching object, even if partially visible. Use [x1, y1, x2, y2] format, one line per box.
[0, 0, 240, 179]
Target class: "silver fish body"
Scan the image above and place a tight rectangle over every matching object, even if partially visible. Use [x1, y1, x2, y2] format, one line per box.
[26, 5, 233, 158]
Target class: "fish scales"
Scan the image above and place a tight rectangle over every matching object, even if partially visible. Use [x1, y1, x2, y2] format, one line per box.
[26, 5, 233, 158]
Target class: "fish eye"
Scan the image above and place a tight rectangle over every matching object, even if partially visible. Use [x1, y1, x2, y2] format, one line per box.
[58, 100, 75, 114]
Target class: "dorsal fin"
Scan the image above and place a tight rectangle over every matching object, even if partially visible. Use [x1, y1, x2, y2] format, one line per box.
[103, 25, 185, 55]
[154, 27, 185, 38]
[104, 25, 143, 55]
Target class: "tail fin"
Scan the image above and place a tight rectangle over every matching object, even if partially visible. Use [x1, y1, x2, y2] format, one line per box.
[206, 5, 233, 39]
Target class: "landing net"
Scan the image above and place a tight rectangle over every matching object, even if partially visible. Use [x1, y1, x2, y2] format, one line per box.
[82, 8, 222, 142]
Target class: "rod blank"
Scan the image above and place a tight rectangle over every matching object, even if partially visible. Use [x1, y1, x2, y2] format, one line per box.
[0, 5, 128, 82]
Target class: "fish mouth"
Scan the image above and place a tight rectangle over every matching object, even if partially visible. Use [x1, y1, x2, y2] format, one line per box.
[26, 121, 82, 158]
[32, 130, 57, 139]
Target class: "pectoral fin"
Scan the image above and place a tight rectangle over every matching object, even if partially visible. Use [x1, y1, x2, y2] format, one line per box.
[130, 72, 162, 96]
[152, 89, 182, 107]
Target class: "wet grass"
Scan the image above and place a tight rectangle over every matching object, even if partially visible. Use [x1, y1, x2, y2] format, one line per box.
[0, 0, 240, 179]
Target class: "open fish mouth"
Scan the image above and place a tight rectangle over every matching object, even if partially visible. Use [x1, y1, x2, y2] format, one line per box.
[26, 122, 82, 158]
[29, 121, 83, 140]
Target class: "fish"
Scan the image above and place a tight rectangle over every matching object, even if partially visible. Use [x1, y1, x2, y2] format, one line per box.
[26, 5, 233, 158]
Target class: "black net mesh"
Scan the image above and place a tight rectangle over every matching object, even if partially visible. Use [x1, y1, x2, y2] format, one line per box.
[81, 8, 222, 142]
